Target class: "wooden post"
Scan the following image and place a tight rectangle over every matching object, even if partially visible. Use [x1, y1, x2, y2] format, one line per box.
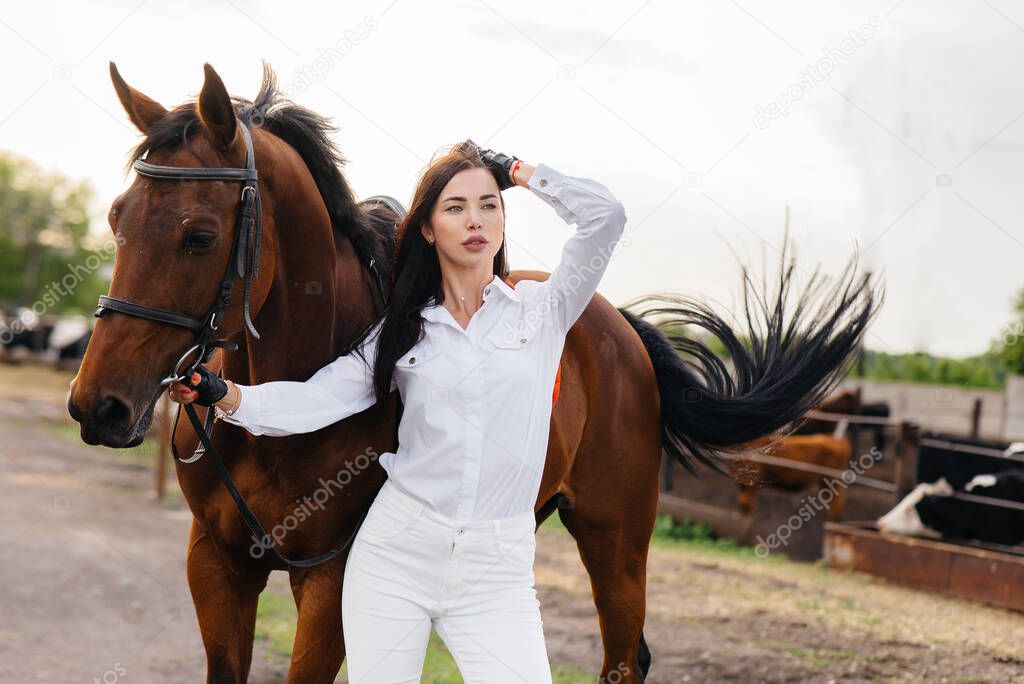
[894, 421, 920, 501]
[661, 453, 675, 493]
[970, 397, 982, 439]
[154, 392, 169, 502]
[850, 386, 863, 459]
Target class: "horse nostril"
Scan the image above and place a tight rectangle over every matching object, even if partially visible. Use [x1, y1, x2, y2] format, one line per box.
[94, 395, 132, 427]
[66, 393, 83, 422]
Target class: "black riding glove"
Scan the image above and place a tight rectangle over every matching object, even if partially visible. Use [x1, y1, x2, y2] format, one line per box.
[186, 364, 229, 406]
[467, 139, 519, 191]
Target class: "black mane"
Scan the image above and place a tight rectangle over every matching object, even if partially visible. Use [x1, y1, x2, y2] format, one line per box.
[128, 62, 394, 290]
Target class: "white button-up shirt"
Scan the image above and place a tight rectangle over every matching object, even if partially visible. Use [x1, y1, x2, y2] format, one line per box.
[219, 163, 626, 521]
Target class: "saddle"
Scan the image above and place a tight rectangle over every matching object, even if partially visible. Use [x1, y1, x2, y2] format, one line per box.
[502, 277, 562, 408]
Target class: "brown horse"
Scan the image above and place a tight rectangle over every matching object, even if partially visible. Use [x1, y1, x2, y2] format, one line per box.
[68, 62, 879, 683]
[794, 387, 861, 434]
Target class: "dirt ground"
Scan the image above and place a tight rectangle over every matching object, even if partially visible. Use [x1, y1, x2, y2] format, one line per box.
[2, 364, 1024, 682]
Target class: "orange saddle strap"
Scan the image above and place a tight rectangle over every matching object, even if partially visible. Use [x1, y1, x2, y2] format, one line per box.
[552, 364, 562, 408]
[503, 277, 562, 408]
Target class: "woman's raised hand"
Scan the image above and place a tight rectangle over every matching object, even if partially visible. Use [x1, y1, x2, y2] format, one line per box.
[466, 139, 520, 190]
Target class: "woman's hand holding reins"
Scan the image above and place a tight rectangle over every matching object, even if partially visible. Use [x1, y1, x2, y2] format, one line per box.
[168, 364, 239, 414]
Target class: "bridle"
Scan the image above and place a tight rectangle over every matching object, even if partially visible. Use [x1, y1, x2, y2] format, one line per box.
[95, 121, 264, 389]
[97, 121, 392, 386]
[94, 120, 388, 568]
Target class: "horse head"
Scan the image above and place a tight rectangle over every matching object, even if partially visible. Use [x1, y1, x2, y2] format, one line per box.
[68, 63, 282, 447]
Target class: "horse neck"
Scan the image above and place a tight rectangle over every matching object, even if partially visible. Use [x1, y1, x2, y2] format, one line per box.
[223, 151, 379, 385]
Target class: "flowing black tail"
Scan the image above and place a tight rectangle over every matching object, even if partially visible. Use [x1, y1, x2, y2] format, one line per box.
[619, 245, 882, 472]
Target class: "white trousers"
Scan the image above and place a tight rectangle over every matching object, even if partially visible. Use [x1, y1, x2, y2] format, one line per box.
[341, 478, 553, 683]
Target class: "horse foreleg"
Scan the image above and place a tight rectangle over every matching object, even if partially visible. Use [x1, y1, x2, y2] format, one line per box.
[186, 520, 268, 684]
[284, 562, 347, 684]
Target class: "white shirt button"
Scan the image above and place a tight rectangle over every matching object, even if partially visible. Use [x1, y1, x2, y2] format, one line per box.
[409, 357, 416, 364]
[539, 178, 548, 187]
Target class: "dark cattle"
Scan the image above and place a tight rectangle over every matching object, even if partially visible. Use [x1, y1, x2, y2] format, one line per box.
[57, 330, 92, 370]
[860, 401, 890, 452]
[795, 389, 891, 452]
[793, 389, 859, 434]
[879, 434, 1024, 546]
[879, 471, 1024, 546]
[1, 323, 54, 356]
[917, 469, 1024, 545]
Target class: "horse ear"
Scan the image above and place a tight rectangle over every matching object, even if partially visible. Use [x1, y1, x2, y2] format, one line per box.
[109, 62, 167, 133]
[197, 63, 237, 151]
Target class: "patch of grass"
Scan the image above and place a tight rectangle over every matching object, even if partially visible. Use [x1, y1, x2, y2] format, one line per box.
[256, 590, 298, 664]
[543, 509, 774, 560]
[539, 510, 567, 531]
[549, 663, 600, 683]
[650, 514, 771, 559]
[652, 514, 715, 542]
[255, 586, 595, 682]
[419, 632, 461, 681]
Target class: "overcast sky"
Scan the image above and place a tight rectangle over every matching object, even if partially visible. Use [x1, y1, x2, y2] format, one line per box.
[2, 0, 1022, 356]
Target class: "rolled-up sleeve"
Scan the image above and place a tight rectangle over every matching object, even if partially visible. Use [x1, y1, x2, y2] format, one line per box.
[217, 320, 388, 437]
[524, 163, 627, 335]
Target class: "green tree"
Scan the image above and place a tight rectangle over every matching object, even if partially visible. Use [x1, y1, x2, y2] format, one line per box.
[0, 152, 102, 313]
[996, 287, 1024, 376]
[862, 349, 1005, 389]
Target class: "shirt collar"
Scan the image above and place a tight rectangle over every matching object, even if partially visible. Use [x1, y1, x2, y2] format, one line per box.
[421, 274, 520, 323]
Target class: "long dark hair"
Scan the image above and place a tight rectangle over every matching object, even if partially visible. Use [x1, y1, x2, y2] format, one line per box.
[357, 141, 509, 403]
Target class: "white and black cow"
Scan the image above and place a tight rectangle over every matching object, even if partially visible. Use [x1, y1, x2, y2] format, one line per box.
[878, 468, 1024, 546]
[1, 313, 91, 368]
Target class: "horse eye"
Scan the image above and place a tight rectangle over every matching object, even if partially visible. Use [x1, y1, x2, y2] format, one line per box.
[183, 231, 217, 250]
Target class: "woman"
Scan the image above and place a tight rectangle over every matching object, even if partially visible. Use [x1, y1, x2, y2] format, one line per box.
[169, 140, 626, 682]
